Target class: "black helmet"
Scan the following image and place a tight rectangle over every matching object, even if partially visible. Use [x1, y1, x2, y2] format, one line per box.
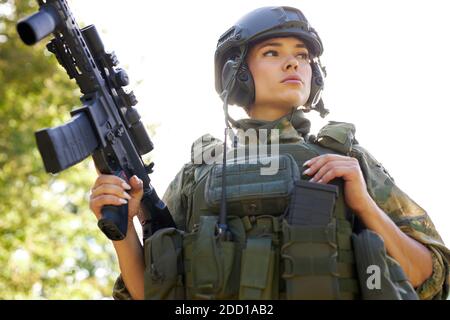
[214, 6, 329, 117]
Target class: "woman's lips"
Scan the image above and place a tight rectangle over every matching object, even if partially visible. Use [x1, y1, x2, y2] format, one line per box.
[282, 79, 303, 85]
[281, 75, 303, 85]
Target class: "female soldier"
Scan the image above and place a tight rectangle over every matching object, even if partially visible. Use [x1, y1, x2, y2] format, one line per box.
[89, 6, 449, 300]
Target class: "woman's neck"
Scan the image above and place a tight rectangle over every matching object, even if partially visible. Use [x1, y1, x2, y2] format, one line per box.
[248, 104, 294, 121]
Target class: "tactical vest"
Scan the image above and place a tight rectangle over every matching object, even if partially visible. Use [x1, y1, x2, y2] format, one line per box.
[144, 122, 419, 300]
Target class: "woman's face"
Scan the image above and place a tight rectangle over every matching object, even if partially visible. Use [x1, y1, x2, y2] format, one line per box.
[246, 36, 312, 113]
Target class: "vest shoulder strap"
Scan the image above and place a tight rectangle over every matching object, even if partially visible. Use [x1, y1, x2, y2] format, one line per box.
[313, 121, 358, 155]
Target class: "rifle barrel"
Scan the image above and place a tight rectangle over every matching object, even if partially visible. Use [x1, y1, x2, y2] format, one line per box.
[17, 7, 60, 45]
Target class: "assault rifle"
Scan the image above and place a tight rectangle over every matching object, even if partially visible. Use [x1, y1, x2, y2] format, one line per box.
[16, 0, 176, 241]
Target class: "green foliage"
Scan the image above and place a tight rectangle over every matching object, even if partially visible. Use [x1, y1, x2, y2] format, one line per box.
[0, 0, 122, 299]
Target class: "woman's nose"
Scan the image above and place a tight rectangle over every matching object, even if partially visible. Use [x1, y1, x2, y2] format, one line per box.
[283, 55, 299, 71]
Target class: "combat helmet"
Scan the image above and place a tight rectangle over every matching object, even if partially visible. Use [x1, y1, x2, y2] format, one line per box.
[215, 6, 329, 118]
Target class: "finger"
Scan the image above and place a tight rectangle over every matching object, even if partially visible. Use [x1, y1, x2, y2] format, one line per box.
[303, 154, 353, 169]
[302, 156, 319, 168]
[90, 194, 128, 209]
[129, 175, 143, 188]
[93, 174, 131, 190]
[91, 183, 132, 200]
[89, 195, 128, 219]
[128, 175, 144, 197]
[308, 160, 353, 182]
[125, 176, 144, 217]
[303, 154, 350, 177]
[316, 166, 355, 184]
[303, 154, 336, 175]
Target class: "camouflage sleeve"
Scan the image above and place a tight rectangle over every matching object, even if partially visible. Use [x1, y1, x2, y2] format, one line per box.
[112, 274, 133, 300]
[351, 144, 450, 300]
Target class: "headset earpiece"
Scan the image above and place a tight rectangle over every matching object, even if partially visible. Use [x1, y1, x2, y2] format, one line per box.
[221, 56, 255, 108]
[312, 63, 324, 87]
[304, 60, 324, 107]
[304, 60, 329, 118]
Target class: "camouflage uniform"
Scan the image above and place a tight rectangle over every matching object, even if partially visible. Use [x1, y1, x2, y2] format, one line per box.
[113, 111, 449, 300]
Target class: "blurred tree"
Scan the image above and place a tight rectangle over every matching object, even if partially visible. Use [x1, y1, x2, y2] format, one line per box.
[0, 0, 144, 299]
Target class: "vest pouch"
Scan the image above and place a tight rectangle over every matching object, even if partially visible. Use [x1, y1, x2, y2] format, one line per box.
[281, 180, 342, 300]
[205, 153, 300, 217]
[351, 229, 419, 300]
[239, 237, 275, 299]
[144, 227, 185, 300]
[286, 180, 338, 225]
[282, 220, 343, 299]
[183, 215, 245, 299]
[238, 215, 282, 300]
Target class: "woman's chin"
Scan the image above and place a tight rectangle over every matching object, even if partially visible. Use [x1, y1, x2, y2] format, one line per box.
[279, 95, 305, 109]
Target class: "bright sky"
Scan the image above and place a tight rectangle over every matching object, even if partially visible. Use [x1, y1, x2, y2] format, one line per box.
[68, 0, 450, 245]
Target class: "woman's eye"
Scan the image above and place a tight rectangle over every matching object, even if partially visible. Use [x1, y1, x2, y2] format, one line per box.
[297, 53, 310, 60]
[262, 50, 310, 61]
[263, 50, 278, 57]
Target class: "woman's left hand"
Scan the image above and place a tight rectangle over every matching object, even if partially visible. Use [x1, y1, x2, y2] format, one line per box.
[303, 154, 374, 215]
